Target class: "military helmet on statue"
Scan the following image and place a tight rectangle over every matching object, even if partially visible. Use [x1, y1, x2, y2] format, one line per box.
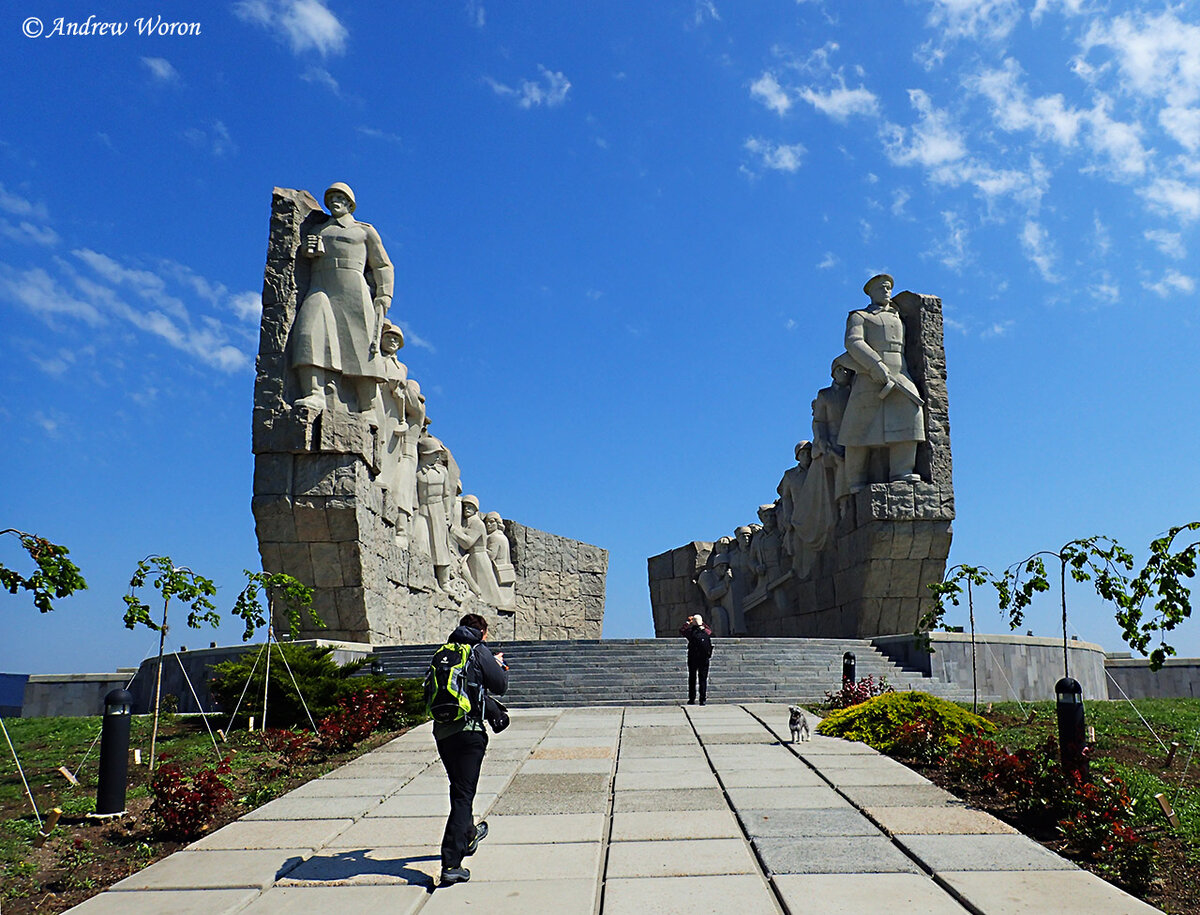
[324, 181, 357, 213]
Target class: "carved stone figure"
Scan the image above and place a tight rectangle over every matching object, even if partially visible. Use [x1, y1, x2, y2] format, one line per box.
[414, 436, 457, 589]
[777, 441, 814, 575]
[793, 357, 854, 553]
[452, 495, 506, 606]
[695, 548, 734, 636]
[291, 183, 395, 414]
[751, 504, 785, 590]
[725, 526, 754, 635]
[377, 322, 424, 543]
[838, 274, 925, 491]
[484, 511, 516, 608]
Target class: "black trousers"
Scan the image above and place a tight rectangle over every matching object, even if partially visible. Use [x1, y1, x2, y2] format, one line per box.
[688, 655, 710, 703]
[436, 728, 488, 868]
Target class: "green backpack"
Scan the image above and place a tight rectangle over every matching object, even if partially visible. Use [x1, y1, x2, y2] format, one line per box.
[424, 642, 478, 723]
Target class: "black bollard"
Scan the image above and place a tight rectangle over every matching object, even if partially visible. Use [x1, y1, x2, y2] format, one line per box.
[96, 688, 134, 816]
[1055, 677, 1088, 780]
[842, 651, 856, 686]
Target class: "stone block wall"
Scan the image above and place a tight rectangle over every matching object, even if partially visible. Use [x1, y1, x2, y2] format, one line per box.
[253, 188, 607, 645]
[1105, 657, 1200, 699]
[648, 543, 713, 635]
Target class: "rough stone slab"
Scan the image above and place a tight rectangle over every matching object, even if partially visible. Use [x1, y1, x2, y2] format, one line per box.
[616, 756, 714, 775]
[479, 813, 607, 843]
[325, 816, 447, 849]
[774, 873, 970, 914]
[243, 796, 383, 820]
[491, 791, 609, 815]
[504, 772, 611, 793]
[110, 849, 311, 891]
[618, 743, 706, 759]
[530, 745, 613, 759]
[418, 877, 597, 914]
[277, 846, 440, 886]
[791, 737, 878, 754]
[286, 777, 411, 799]
[866, 805, 1017, 836]
[611, 809, 743, 841]
[897, 834, 1077, 873]
[725, 787, 851, 810]
[696, 732, 779, 745]
[612, 788, 727, 812]
[604, 875, 779, 915]
[467, 840, 603, 881]
[705, 746, 800, 767]
[615, 769, 720, 791]
[322, 760, 428, 779]
[606, 838, 759, 877]
[238, 884, 429, 914]
[63, 889, 261, 914]
[739, 808, 883, 838]
[717, 766, 826, 788]
[519, 757, 614, 774]
[937, 868, 1162, 914]
[188, 819, 353, 851]
[753, 836, 920, 875]
[839, 784, 962, 808]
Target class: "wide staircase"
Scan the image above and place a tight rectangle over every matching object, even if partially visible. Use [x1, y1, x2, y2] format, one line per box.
[374, 637, 974, 707]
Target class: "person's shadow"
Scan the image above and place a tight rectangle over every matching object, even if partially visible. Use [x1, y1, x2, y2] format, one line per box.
[279, 849, 439, 890]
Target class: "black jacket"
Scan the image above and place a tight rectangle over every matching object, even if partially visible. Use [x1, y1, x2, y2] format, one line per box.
[449, 625, 508, 697]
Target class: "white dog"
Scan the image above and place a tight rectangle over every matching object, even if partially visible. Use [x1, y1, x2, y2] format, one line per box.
[788, 705, 810, 743]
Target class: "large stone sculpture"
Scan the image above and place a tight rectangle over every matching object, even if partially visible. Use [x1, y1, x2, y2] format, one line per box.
[648, 272, 954, 641]
[291, 183, 394, 414]
[839, 274, 925, 492]
[484, 511, 516, 609]
[414, 436, 457, 589]
[695, 546, 734, 636]
[377, 322, 424, 544]
[452, 495, 506, 606]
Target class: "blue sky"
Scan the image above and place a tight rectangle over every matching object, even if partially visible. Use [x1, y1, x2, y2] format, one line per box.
[1, 0, 1198, 676]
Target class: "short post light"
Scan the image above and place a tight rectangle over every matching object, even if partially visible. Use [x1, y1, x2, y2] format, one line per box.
[95, 688, 134, 816]
[842, 651, 856, 687]
[1054, 677, 1088, 780]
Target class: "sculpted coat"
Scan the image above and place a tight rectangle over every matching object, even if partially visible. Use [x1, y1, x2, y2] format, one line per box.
[838, 304, 924, 447]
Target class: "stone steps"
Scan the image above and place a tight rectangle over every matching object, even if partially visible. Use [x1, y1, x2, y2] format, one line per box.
[374, 637, 974, 706]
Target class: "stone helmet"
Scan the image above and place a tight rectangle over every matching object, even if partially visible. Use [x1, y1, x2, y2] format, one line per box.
[324, 182, 357, 213]
[484, 511, 503, 524]
[381, 321, 404, 347]
[863, 273, 894, 296]
[418, 435, 444, 455]
[794, 440, 812, 461]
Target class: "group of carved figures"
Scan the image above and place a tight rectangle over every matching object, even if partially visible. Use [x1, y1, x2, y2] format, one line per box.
[695, 274, 927, 636]
[287, 183, 515, 609]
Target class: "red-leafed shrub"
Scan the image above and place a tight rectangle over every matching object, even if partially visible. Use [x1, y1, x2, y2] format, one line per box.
[823, 674, 894, 710]
[317, 687, 405, 753]
[149, 756, 234, 840]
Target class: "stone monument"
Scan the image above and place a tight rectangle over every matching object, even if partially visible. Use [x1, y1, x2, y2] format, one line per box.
[648, 274, 953, 639]
[253, 185, 607, 644]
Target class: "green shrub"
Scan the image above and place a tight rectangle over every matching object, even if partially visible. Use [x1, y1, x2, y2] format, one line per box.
[209, 644, 369, 729]
[816, 691, 993, 754]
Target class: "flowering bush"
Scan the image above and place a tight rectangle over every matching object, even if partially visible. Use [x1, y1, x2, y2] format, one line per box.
[149, 756, 234, 840]
[317, 687, 405, 753]
[260, 728, 319, 768]
[1059, 775, 1154, 893]
[823, 674, 894, 710]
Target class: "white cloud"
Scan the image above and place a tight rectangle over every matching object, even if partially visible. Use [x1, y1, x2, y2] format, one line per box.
[882, 90, 968, 169]
[234, 0, 348, 57]
[968, 59, 1084, 146]
[356, 125, 404, 145]
[1145, 228, 1185, 259]
[300, 67, 340, 95]
[32, 412, 59, 437]
[743, 137, 805, 173]
[1080, 11, 1200, 108]
[229, 292, 263, 323]
[0, 264, 104, 325]
[981, 320, 1015, 338]
[1082, 97, 1149, 177]
[891, 189, 911, 217]
[798, 83, 879, 122]
[394, 322, 436, 352]
[817, 252, 837, 269]
[182, 121, 236, 157]
[0, 220, 59, 247]
[487, 65, 571, 109]
[141, 57, 179, 82]
[1020, 220, 1058, 281]
[0, 184, 49, 221]
[933, 210, 970, 270]
[1089, 280, 1120, 304]
[1140, 177, 1200, 223]
[1145, 269, 1195, 297]
[1092, 213, 1110, 256]
[925, 0, 1023, 43]
[750, 72, 791, 116]
[1161, 106, 1200, 153]
[466, 0, 485, 29]
[692, 0, 720, 26]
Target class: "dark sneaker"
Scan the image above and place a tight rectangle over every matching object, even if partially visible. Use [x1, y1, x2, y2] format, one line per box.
[439, 866, 470, 886]
[465, 820, 488, 856]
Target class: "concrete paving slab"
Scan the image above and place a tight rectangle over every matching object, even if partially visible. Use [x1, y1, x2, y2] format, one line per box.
[839, 784, 962, 808]
[898, 834, 1077, 873]
[705, 746, 800, 767]
[110, 849, 311, 891]
[368, 794, 452, 817]
[286, 777, 408, 798]
[504, 772, 611, 793]
[725, 787, 851, 810]
[467, 840, 603, 881]
[618, 743, 706, 758]
[937, 868, 1162, 914]
[395, 772, 509, 795]
[606, 838, 759, 877]
[616, 756, 714, 774]
[866, 805, 1017, 836]
[753, 836, 921, 875]
[419, 877, 597, 914]
[477, 746, 535, 760]
[65, 888, 261, 914]
[697, 732, 779, 745]
[277, 846, 440, 886]
[612, 788, 727, 812]
[238, 884, 429, 914]
[717, 766, 826, 788]
[188, 818, 354, 851]
[791, 738, 877, 754]
[479, 813, 607, 843]
[325, 816, 447, 849]
[519, 756, 615, 774]
[806, 766, 931, 786]
[603, 875, 780, 915]
[738, 808, 883, 838]
[774, 873, 970, 914]
[611, 809, 743, 841]
[529, 745, 614, 759]
[614, 769, 720, 791]
[320, 762, 422, 780]
[241, 796, 382, 821]
[491, 790, 609, 815]
[621, 732, 699, 747]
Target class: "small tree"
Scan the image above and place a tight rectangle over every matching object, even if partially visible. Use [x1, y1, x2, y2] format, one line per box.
[1112, 522, 1200, 669]
[922, 564, 998, 712]
[1, 529, 87, 612]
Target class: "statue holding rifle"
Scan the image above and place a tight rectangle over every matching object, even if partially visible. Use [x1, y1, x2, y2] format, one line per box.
[837, 274, 925, 492]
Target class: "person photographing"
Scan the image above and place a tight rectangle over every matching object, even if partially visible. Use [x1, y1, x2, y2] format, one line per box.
[679, 613, 714, 705]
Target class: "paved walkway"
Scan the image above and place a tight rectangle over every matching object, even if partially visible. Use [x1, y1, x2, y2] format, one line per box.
[67, 704, 1158, 914]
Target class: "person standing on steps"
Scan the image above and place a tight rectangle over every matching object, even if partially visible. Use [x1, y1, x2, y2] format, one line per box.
[680, 613, 714, 705]
[434, 613, 507, 887]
